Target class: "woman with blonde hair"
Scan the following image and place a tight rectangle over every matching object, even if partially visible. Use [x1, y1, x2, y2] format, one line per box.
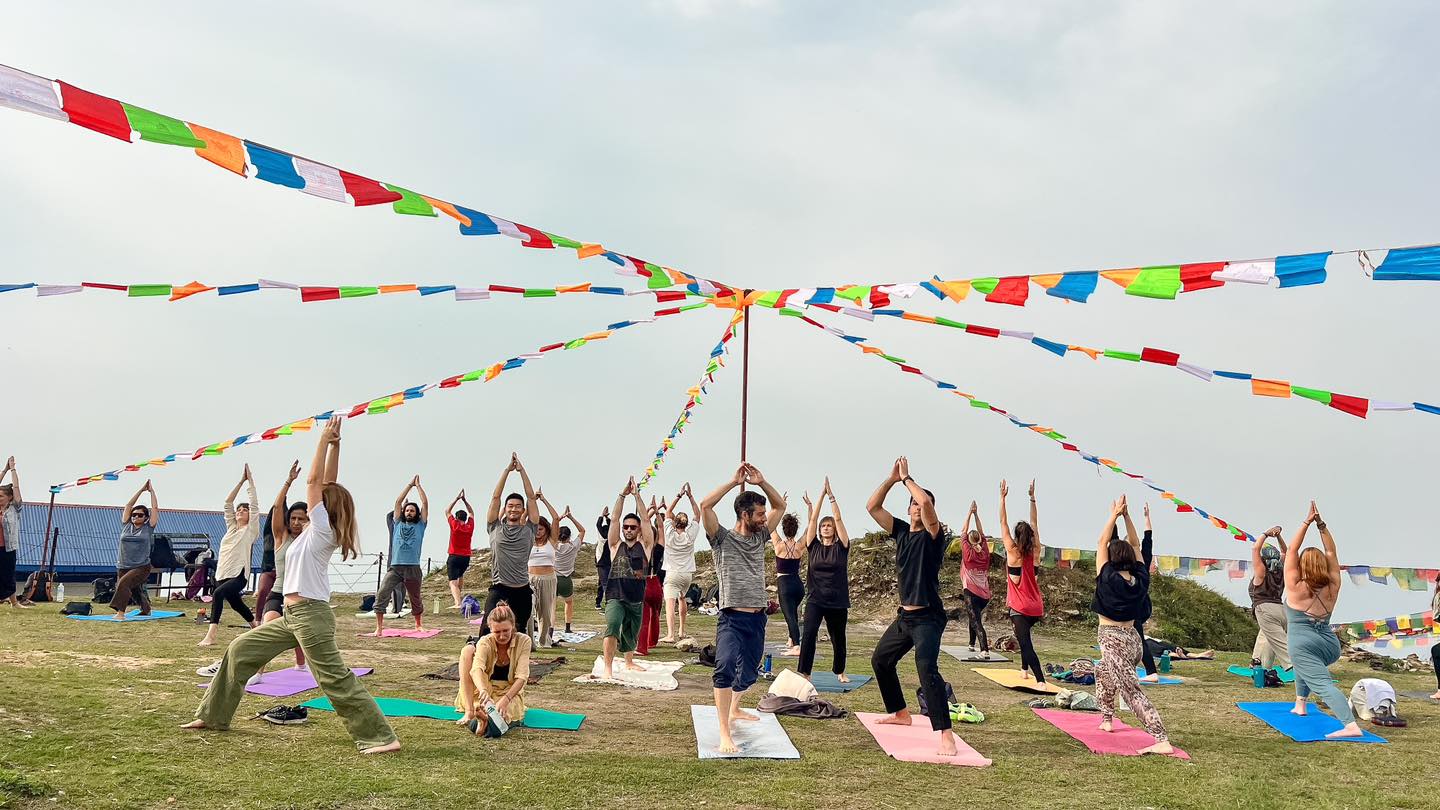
[1284, 500, 1361, 738]
[184, 416, 400, 754]
[456, 600, 531, 737]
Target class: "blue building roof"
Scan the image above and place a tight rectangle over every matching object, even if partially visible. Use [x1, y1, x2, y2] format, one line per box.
[15, 501, 267, 576]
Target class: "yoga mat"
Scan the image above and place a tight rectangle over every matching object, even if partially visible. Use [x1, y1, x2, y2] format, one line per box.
[971, 668, 1060, 694]
[1032, 708, 1190, 760]
[1136, 670, 1183, 685]
[573, 656, 682, 690]
[1236, 702, 1387, 744]
[300, 697, 582, 730]
[67, 610, 184, 622]
[199, 666, 372, 697]
[355, 609, 412, 619]
[809, 672, 872, 693]
[551, 630, 598, 645]
[690, 704, 799, 760]
[1400, 690, 1440, 703]
[765, 642, 800, 658]
[361, 628, 443, 639]
[1226, 665, 1296, 684]
[855, 712, 992, 767]
[941, 646, 1009, 663]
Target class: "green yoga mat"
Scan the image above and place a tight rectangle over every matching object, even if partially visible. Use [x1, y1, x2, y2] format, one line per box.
[1227, 665, 1296, 684]
[298, 697, 584, 730]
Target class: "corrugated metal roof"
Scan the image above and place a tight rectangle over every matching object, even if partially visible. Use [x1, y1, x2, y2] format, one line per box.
[15, 501, 266, 575]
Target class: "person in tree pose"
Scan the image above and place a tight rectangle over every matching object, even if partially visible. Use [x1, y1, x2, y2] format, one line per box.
[798, 477, 851, 683]
[373, 476, 428, 635]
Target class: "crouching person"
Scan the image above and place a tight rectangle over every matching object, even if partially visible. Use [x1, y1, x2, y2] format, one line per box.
[456, 601, 531, 737]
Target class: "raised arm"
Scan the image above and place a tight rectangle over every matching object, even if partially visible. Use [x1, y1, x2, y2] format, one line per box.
[1119, 495, 1140, 554]
[683, 483, 700, 517]
[826, 478, 851, 546]
[307, 416, 342, 506]
[743, 464, 787, 534]
[536, 488, 561, 546]
[514, 455, 539, 524]
[596, 507, 611, 539]
[273, 461, 300, 544]
[1027, 479, 1040, 557]
[393, 479, 414, 523]
[1, 457, 18, 506]
[488, 456, 515, 525]
[802, 490, 821, 547]
[699, 466, 746, 538]
[447, 491, 463, 517]
[145, 482, 159, 528]
[608, 482, 629, 550]
[561, 506, 586, 542]
[224, 468, 246, 528]
[414, 478, 429, 523]
[1141, 503, 1153, 568]
[1311, 501, 1341, 579]
[635, 490, 656, 551]
[1282, 504, 1310, 592]
[1097, 498, 1123, 569]
[123, 483, 145, 527]
[867, 458, 903, 530]
[243, 467, 259, 538]
[970, 501, 985, 552]
[897, 457, 940, 537]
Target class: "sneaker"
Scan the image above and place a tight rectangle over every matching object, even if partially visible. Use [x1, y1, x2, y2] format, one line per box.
[196, 661, 222, 678]
[246, 672, 266, 687]
[261, 706, 308, 725]
[949, 702, 985, 724]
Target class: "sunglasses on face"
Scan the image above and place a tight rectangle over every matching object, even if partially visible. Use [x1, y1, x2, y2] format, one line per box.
[131, 512, 145, 519]
[622, 525, 640, 532]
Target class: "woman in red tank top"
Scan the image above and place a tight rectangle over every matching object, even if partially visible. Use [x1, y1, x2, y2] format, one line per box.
[1000, 479, 1045, 682]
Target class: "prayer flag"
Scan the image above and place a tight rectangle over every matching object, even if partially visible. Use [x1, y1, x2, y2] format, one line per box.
[985, 276, 1029, 306]
[385, 184, 437, 217]
[1329, 393, 1369, 419]
[294, 158, 348, 203]
[121, 104, 204, 147]
[188, 123, 247, 176]
[1179, 262, 1225, 293]
[970, 277, 999, 295]
[57, 81, 131, 141]
[1032, 336, 1068, 357]
[515, 223, 554, 249]
[126, 284, 171, 298]
[340, 171, 402, 206]
[1140, 347, 1180, 366]
[0, 65, 66, 121]
[1047, 272, 1098, 302]
[1214, 259, 1275, 285]
[300, 287, 341, 302]
[1250, 379, 1291, 398]
[244, 142, 305, 189]
[1275, 252, 1330, 288]
[1375, 246, 1440, 280]
[1125, 266, 1182, 299]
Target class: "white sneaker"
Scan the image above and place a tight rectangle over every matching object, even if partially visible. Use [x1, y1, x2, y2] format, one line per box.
[246, 672, 265, 686]
[196, 661, 222, 678]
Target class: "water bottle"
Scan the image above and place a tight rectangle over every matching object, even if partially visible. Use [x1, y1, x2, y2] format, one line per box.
[1252, 667, 1266, 688]
[763, 653, 772, 674]
[56, 582, 65, 602]
[433, 596, 441, 615]
[1159, 650, 1171, 673]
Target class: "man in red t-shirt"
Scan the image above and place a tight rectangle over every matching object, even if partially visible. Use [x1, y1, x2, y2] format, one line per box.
[446, 490, 477, 609]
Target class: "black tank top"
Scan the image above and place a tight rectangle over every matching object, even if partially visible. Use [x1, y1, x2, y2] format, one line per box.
[777, 555, 800, 576]
[606, 542, 647, 602]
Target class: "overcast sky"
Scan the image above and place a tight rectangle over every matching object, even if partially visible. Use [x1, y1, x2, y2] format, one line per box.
[2, 1, 1436, 624]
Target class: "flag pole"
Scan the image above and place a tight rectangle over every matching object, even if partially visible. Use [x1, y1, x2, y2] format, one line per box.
[739, 297, 752, 485]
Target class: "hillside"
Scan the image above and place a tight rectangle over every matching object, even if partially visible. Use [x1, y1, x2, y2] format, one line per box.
[437, 532, 1259, 651]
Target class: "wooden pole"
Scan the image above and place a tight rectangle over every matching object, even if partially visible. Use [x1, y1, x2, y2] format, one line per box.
[740, 299, 751, 465]
[40, 489, 57, 575]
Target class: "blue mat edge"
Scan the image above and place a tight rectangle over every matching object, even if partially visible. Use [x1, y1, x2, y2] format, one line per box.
[1236, 701, 1387, 744]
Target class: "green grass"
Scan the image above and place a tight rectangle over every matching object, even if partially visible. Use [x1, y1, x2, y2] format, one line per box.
[1, 592, 1437, 810]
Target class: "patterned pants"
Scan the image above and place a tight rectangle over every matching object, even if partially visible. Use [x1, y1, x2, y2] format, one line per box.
[1096, 624, 1168, 742]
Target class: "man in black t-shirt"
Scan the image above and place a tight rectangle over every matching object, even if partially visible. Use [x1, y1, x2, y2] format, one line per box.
[865, 456, 958, 757]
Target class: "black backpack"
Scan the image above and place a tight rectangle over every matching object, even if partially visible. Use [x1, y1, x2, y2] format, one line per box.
[92, 577, 116, 603]
[61, 602, 91, 616]
[915, 680, 957, 717]
[360, 595, 377, 612]
[698, 644, 717, 667]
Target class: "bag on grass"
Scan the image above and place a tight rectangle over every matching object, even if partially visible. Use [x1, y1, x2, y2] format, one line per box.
[697, 644, 717, 667]
[915, 680, 957, 717]
[360, 594, 376, 612]
[92, 577, 115, 604]
[61, 602, 91, 616]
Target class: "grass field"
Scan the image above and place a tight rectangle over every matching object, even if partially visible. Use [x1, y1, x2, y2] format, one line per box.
[1, 591, 1436, 810]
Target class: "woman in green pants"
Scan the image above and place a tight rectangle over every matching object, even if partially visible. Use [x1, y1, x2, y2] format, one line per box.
[183, 416, 399, 754]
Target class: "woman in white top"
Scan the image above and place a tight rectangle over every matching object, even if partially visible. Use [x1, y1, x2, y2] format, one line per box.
[200, 465, 262, 647]
[660, 483, 701, 642]
[527, 489, 563, 647]
[185, 416, 399, 754]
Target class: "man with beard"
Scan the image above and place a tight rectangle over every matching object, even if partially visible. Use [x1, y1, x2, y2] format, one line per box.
[594, 478, 654, 680]
[374, 476, 428, 635]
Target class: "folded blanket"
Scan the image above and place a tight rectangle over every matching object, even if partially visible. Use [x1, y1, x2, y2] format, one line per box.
[757, 694, 847, 719]
[573, 656, 683, 690]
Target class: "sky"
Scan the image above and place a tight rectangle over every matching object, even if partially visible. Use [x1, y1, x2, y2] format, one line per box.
[2, 1, 1436, 624]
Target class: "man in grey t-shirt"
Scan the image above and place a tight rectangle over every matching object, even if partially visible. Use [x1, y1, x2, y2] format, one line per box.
[700, 462, 785, 754]
[479, 453, 540, 639]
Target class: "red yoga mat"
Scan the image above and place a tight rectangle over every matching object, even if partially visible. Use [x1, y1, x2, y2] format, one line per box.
[1032, 708, 1190, 760]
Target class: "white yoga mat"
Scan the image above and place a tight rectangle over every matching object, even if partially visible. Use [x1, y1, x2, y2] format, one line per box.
[691, 704, 800, 760]
[573, 656, 683, 690]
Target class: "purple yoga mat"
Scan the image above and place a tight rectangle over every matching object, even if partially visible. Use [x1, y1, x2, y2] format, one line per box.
[199, 666, 374, 698]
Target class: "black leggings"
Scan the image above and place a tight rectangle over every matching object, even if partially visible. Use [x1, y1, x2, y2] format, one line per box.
[481, 583, 533, 639]
[872, 609, 951, 731]
[966, 591, 990, 651]
[1432, 645, 1440, 689]
[798, 603, 848, 675]
[1011, 611, 1044, 682]
[1135, 617, 1157, 675]
[777, 575, 804, 645]
[594, 565, 609, 609]
[209, 575, 255, 626]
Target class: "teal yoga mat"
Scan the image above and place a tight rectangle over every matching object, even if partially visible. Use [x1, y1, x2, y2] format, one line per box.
[809, 672, 873, 693]
[1227, 665, 1296, 684]
[67, 609, 184, 622]
[299, 697, 584, 729]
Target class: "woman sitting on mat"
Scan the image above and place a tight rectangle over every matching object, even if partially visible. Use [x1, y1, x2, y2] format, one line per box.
[959, 500, 991, 655]
[1000, 479, 1045, 682]
[771, 508, 807, 658]
[798, 477, 850, 683]
[1284, 501, 1362, 738]
[456, 600, 531, 737]
[112, 480, 160, 619]
[200, 465, 261, 647]
[184, 416, 400, 755]
[1093, 495, 1173, 755]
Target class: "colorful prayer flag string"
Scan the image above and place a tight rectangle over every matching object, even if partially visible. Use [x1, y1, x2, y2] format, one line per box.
[52, 304, 712, 491]
[0, 277, 706, 304]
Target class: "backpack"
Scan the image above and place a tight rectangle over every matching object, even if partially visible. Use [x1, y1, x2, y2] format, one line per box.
[685, 584, 702, 608]
[92, 577, 116, 603]
[60, 602, 91, 616]
[359, 595, 376, 612]
[697, 644, 717, 667]
[460, 595, 483, 617]
[915, 680, 957, 717]
[22, 570, 53, 602]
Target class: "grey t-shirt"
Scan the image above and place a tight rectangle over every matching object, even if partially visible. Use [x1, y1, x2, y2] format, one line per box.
[488, 520, 536, 587]
[118, 522, 154, 569]
[709, 527, 768, 610]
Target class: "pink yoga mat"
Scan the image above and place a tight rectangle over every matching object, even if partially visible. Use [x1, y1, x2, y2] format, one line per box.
[199, 666, 373, 697]
[855, 712, 992, 767]
[362, 628, 444, 639]
[1032, 708, 1190, 760]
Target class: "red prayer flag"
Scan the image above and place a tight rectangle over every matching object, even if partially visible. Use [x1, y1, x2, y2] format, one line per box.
[1140, 347, 1180, 366]
[654, 291, 687, 302]
[811, 303, 841, 313]
[899, 365, 922, 374]
[488, 285, 524, 294]
[1180, 262, 1226, 293]
[1329, 393, 1369, 418]
[1060, 443, 1078, 451]
[439, 376, 463, 388]
[261, 428, 280, 440]
[339, 171, 403, 206]
[513, 224, 554, 249]
[985, 276, 1030, 306]
[57, 81, 131, 141]
[346, 403, 367, 418]
[300, 287, 340, 302]
[538, 342, 565, 352]
[965, 324, 1001, 338]
[654, 307, 681, 317]
[869, 289, 891, 308]
[82, 282, 127, 291]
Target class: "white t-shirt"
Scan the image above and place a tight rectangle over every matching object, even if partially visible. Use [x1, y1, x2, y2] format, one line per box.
[284, 501, 338, 602]
[664, 520, 699, 574]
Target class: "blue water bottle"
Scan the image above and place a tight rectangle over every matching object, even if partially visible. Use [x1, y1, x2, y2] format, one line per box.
[1252, 667, 1266, 688]
[763, 653, 773, 674]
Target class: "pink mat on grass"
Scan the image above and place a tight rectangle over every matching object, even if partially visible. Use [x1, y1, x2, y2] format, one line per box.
[1032, 708, 1190, 760]
[855, 712, 992, 767]
[363, 628, 444, 639]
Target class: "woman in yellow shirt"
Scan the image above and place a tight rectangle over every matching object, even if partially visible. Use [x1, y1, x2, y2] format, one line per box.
[456, 601, 531, 737]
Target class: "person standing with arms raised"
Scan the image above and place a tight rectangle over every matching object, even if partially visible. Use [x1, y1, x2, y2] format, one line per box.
[594, 478, 654, 679]
[700, 462, 785, 754]
[1001, 479, 1046, 683]
[200, 465, 261, 647]
[798, 477, 852, 683]
[553, 507, 586, 636]
[112, 481, 160, 619]
[660, 484, 701, 643]
[1249, 524, 1291, 674]
[483, 454, 539, 638]
[0, 456, 32, 609]
[1284, 501, 1361, 738]
[867, 457, 958, 757]
[373, 476, 428, 636]
[445, 490, 476, 610]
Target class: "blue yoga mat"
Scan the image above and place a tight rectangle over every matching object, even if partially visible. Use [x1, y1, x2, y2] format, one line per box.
[809, 672, 872, 693]
[1137, 670, 1183, 685]
[67, 609, 185, 622]
[1237, 702, 1387, 744]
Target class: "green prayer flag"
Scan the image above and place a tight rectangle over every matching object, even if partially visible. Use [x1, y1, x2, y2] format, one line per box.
[756, 290, 781, 308]
[970, 277, 999, 295]
[1103, 350, 1141, 362]
[460, 371, 484, 383]
[544, 232, 582, 250]
[969, 400, 990, 409]
[276, 425, 294, 436]
[523, 288, 558, 298]
[778, 307, 804, 317]
[835, 286, 870, 303]
[933, 316, 967, 329]
[340, 286, 378, 298]
[680, 302, 709, 312]
[563, 338, 587, 350]
[645, 264, 673, 289]
[127, 284, 172, 297]
[384, 184, 437, 217]
[1044, 430, 1065, 440]
[880, 354, 907, 364]
[121, 104, 206, 147]
[1292, 386, 1332, 404]
[1125, 265, 1182, 300]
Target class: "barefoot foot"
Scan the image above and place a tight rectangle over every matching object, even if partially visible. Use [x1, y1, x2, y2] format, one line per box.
[1138, 741, 1174, 755]
[937, 730, 958, 756]
[1325, 723, 1364, 739]
[361, 739, 402, 755]
[837, 673, 851, 684]
[180, 720, 208, 730]
[876, 710, 911, 726]
[1099, 719, 1113, 733]
[730, 708, 760, 723]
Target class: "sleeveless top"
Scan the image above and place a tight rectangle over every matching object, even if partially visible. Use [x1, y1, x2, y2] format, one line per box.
[776, 555, 801, 576]
[805, 540, 849, 609]
[528, 541, 556, 568]
[960, 539, 991, 600]
[605, 542, 647, 602]
[273, 539, 289, 590]
[1006, 553, 1044, 617]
